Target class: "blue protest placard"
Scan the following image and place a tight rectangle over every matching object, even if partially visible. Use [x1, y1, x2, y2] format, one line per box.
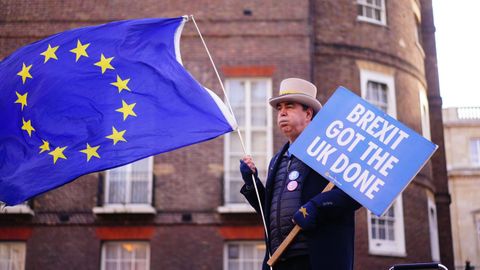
[289, 87, 437, 216]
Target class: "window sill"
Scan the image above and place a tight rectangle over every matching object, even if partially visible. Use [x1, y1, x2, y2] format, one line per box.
[368, 247, 407, 257]
[217, 204, 256, 214]
[0, 204, 34, 215]
[357, 16, 387, 27]
[93, 205, 156, 214]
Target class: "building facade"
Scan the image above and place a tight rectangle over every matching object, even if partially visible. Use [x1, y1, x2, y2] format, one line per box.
[0, 0, 454, 269]
[443, 107, 480, 270]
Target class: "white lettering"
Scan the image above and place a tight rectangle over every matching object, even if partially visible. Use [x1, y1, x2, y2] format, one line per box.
[346, 103, 365, 123]
[356, 110, 376, 130]
[337, 128, 356, 147]
[379, 155, 399, 176]
[347, 133, 365, 152]
[365, 179, 385, 199]
[390, 130, 410, 150]
[373, 119, 396, 142]
[330, 154, 349, 173]
[325, 120, 343, 139]
[360, 141, 378, 161]
[353, 170, 377, 193]
[367, 147, 390, 171]
[365, 115, 383, 136]
[306, 136, 325, 157]
[343, 163, 362, 182]
[316, 144, 337, 165]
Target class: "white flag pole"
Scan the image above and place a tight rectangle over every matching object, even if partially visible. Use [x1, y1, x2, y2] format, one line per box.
[189, 15, 272, 262]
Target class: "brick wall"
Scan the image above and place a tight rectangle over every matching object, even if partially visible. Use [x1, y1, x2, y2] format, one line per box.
[0, 0, 452, 269]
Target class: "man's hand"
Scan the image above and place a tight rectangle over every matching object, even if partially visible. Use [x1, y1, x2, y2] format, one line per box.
[293, 201, 318, 231]
[239, 155, 257, 185]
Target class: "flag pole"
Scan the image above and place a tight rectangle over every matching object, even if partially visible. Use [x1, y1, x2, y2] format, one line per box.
[189, 14, 272, 262]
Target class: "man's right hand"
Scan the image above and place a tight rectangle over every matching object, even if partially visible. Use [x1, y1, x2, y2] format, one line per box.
[239, 155, 257, 185]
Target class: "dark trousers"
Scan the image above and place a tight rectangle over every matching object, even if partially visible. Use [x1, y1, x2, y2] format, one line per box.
[273, 255, 311, 270]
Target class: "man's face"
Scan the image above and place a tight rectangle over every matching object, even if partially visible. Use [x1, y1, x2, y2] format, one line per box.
[276, 101, 313, 142]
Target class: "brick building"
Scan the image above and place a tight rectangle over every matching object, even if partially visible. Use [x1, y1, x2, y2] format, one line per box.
[443, 107, 480, 270]
[0, 0, 454, 269]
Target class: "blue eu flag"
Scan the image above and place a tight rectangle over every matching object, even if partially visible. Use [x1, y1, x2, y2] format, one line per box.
[0, 17, 236, 205]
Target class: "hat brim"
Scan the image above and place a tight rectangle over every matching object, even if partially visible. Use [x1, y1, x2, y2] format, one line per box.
[269, 94, 322, 113]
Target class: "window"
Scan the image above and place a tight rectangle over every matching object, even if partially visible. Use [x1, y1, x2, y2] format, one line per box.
[94, 157, 155, 214]
[412, 0, 424, 56]
[222, 78, 272, 211]
[361, 68, 405, 256]
[471, 139, 480, 166]
[105, 157, 153, 205]
[367, 198, 406, 256]
[224, 241, 265, 270]
[360, 69, 396, 118]
[357, 0, 387, 25]
[415, 17, 423, 48]
[419, 87, 431, 140]
[366, 81, 388, 112]
[0, 242, 26, 270]
[101, 242, 150, 270]
[427, 193, 440, 261]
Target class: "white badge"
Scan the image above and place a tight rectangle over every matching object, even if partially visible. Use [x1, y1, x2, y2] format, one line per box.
[288, 170, 299, 180]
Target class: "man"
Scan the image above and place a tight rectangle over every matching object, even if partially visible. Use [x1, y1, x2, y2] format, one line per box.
[240, 78, 361, 270]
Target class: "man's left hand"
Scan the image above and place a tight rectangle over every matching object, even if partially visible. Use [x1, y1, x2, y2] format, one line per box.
[293, 201, 318, 231]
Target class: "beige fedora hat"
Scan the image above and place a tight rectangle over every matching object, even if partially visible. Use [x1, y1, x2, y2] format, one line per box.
[269, 78, 322, 113]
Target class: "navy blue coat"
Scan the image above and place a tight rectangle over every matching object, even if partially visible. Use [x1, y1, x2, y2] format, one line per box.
[241, 143, 361, 270]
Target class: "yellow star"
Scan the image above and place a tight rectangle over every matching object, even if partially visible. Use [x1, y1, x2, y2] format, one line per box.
[110, 75, 131, 93]
[48, 146, 67, 164]
[15, 91, 28, 110]
[21, 118, 35, 137]
[40, 44, 59, 63]
[299, 207, 309, 218]
[17, 63, 33, 84]
[116, 100, 137, 121]
[70, 39, 90, 62]
[94, 54, 114, 74]
[79, 143, 101, 161]
[39, 140, 50, 154]
[106, 126, 127, 145]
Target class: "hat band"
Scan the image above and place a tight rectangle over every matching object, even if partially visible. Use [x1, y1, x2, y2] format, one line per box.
[279, 90, 302, 95]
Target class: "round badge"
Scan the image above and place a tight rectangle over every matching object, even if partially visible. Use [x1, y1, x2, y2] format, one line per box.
[288, 170, 300, 181]
[287, 181, 298, 191]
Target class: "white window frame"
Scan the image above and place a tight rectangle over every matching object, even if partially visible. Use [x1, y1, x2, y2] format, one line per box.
[471, 139, 480, 167]
[412, 0, 425, 57]
[100, 241, 150, 270]
[93, 157, 155, 214]
[220, 78, 273, 213]
[0, 202, 33, 215]
[361, 68, 406, 256]
[427, 191, 440, 261]
[360, 69, 396, 118]
[419, 86, 431, 140]
[357, 0, 387, 26]
[367, 197, 406, 256]
[0, 242, 26, 270]
[223, 241, 265, 270]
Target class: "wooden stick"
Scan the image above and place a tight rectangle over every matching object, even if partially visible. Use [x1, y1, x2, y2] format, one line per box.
[267, 181, 335, 266]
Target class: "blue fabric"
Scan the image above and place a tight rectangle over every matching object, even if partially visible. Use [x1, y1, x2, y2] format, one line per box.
[0, 17, 234, 205]
[239, 159, 257, 185]
[269, 154, 308, 257]
[293, 201, 318, 231]
[241, 143, 361, 270]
